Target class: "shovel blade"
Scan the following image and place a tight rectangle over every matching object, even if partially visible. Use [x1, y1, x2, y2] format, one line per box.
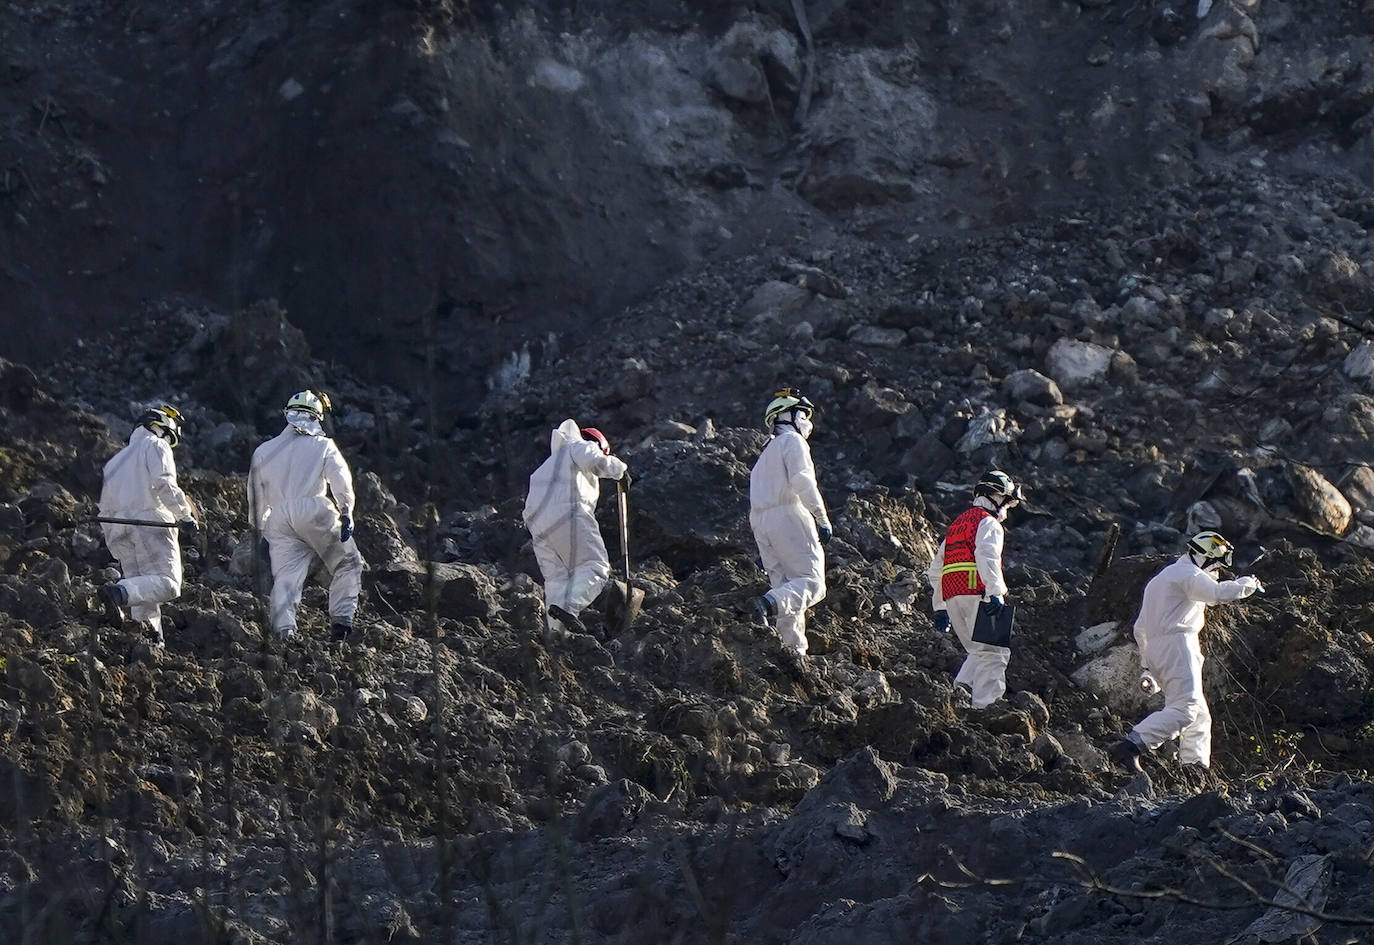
[603, 580, 646, 632]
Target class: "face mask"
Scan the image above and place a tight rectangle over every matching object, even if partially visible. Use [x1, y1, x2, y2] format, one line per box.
[1190, 552, 1221, 575]
[794, 414, 814, 439]
[286, 408, 323, 436]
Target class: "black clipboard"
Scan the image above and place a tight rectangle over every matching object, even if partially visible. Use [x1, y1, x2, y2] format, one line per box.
[972, 601, 1014, 647]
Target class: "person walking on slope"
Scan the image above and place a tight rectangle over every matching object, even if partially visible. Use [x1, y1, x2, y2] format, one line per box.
[98, 404, 199, 646]
[523, 420, 631, 634]
[927, 470, 1023, 708]
[248, 390, 364, 640]
[1110, 531, 1263, 778]
[748, 389, 832, 657]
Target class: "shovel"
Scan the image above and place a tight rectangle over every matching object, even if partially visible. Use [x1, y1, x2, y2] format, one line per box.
[603, 479, 645, 632]
[96, 516, 179, 528]
[96, 517, 209, 562]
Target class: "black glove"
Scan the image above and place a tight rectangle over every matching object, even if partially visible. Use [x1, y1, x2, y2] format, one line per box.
[817, 524, 832, 545]
[932, 611, 950, 633]
[257, 537, 272, 571]
[621, 471, 633, 490]
[339, 515, 353, 543]
[985, 595, 1005, 617]
[178, 519, 199, 537]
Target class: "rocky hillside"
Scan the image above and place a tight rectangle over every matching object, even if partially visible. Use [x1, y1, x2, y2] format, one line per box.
[7, 154, 1374, 939]
[4, 0, 1374, 943]
[4, 0, 1373, 399]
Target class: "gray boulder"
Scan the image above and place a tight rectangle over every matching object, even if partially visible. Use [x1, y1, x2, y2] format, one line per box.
[847, 325, 907, 348]
[1339, 466, 1374, 525]
[1309, 249, 1374, 310]
[198, 300, 314, 427]
[624, 430, 758, 557]
[1286, 464, 1352, 535]
[741, 281, 813, 322]
[799, 51, 937, 209]
[834, 493, 937, 568]
[707, 22, 801, 106]
[434, 563, 501, 620]
[571, 779, 653, 841]
[1045, 338, 1113, 390]
[850, 382, 913, 429]
[1003, 368, 1064, 407]
[897, 434, 956, 487]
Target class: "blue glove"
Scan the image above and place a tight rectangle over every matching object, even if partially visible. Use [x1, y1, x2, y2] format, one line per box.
[339, 515, 353, 543]
[932, 611, 950, 633]
[258, 537, 272, 570]
[984, 596, 1005, 617]
[178, 519, 199, 537]
[817, 524, 832, 545]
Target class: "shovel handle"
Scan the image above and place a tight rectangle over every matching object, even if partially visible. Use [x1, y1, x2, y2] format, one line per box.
[96, 517, 179, 528]
[617, 479, 631, 582]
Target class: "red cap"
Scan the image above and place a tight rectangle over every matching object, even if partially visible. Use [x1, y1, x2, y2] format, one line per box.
[579, 427, 610, 455]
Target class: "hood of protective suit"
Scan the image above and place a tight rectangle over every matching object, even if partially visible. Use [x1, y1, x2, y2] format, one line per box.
[974, 495, 1008, 522]
[549, 418, 581, 454]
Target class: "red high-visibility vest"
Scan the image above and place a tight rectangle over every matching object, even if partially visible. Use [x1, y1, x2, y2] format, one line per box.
[941, 506, 992, 599]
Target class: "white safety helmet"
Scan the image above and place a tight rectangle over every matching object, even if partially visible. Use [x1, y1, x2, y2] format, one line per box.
[283, 389, 332, 421]
[139, 404, 184, 448]
[763, 388, 816, 430]
[974, 470, 1023, 509]
[1187, 531, 1234, 571]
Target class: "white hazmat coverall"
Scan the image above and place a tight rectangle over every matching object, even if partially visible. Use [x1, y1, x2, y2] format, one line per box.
[99, 426, 196, 634]
[749, 426, 830, 655]
[523, 419, 628, 630]
[927, 496, 1011, 709]
[1131, 555, 1260, 767]
[248, 422, 364, 635]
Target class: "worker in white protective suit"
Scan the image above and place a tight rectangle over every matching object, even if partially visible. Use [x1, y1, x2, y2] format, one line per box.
[98, 404, 198, 645]
[926, 470, 1023, 708]
[523, 420, 630, 634]
[748, 389, 832, 657]
[247, 390, 364, 640]
[1110, 531, 1262, 778]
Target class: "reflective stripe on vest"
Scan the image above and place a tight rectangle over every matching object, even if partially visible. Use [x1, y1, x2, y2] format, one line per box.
[941, 506, 993, 599]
